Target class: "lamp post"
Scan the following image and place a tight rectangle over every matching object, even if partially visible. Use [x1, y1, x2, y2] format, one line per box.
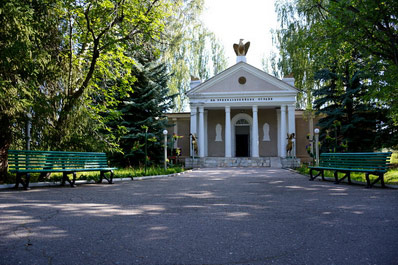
[314, 128, 320, 166]
[144, 127, 148, 175]
[26, 112, 32, 150]
[163, 129, 168, 170]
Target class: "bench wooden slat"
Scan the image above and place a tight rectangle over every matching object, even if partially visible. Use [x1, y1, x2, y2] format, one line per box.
[309, 152, 392, 188]
[8, 150, 116, 189]
[10, 168, 116, 173]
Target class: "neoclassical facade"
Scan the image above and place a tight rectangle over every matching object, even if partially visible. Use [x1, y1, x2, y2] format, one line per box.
[167, 56, 315, 168]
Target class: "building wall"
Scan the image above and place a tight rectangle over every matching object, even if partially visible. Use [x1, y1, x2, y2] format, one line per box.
[207, 110, 225, 157]
[295, 116, 308, 161]
[258, 109, 278, 156]
[295, 114, 320, 163]
[166, 115, 191, 158]
[169, 110, 315, 161]
[177, 118, 191, 157]
[206, 108, 278, 157]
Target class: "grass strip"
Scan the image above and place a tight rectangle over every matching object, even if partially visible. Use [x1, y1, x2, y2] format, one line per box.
[3, 166, 185, 184]
[296, 164, 398, 185]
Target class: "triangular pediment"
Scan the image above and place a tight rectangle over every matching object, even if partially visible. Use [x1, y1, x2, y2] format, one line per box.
[187, 62, 298, 97]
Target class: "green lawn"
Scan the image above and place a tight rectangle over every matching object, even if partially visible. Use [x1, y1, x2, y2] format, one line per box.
[391, 152, 398, 164]
[4, 166, 185, 184]
[296, 165, 398, 185]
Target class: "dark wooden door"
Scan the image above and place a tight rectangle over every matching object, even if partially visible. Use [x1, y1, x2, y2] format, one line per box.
[236, 134, 249, 157]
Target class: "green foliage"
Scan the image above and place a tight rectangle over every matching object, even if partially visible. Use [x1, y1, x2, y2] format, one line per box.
[162, 0, 228, 111]
[274, 0, 398, 120]
[391, 153, 398, 165]
[274, 0, 398, 150]
[313, 67, 392, 152]
[0, 0, 62, 181]
[46, 0, 170, 150]
[107, 54, 175, 167]
[0, 0, 173, 182]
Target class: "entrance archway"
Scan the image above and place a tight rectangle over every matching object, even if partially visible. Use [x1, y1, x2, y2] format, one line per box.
[231, 113, 253, 157]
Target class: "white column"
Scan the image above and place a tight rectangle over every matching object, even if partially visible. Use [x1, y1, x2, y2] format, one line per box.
[276, 109, 281, 157]
[252, 105, 259, 157]
[190, 106, 197, 156]
[199, 106, 205, 157]
[204, 110, 208, 156]
[288, 104, 295, 135]
[288, 104, 296, 156]
[280, 105, 287, 158]
[225, 106, 232, 157]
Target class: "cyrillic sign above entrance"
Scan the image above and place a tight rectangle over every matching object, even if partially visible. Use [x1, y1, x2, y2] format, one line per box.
[209, 97, 273, 102]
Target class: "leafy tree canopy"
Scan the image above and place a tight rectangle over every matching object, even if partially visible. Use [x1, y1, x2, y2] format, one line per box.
[274, 0, 398, 151]
[274, 0, 398, 118]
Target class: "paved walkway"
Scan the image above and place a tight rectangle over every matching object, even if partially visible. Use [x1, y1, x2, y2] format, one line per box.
[0, 168, 397, 265]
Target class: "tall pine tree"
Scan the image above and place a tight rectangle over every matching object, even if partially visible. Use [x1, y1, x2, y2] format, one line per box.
[314, 64, 390, 152]
[110, 56, 175, 167]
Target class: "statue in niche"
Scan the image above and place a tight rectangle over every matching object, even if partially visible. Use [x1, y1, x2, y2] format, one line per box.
[233, 39, 250, 56]
[215, 124, 222, 142]
[286, 133, 295, 157]
[262, 123, 270, 141]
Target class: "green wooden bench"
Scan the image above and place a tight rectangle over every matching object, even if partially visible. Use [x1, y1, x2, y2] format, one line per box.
[309, 152, 392, 188]
[8, 150, 117, 189]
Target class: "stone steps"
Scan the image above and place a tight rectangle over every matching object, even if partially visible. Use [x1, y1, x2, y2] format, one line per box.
[185, 157, 300, 168]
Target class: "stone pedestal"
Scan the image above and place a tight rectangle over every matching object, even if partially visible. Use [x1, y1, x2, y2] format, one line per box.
[280, 157, 301, 169]
[185, 157, 271, 168]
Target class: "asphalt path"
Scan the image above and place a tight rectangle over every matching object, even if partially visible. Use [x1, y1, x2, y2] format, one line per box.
[0, 168, 397, 265]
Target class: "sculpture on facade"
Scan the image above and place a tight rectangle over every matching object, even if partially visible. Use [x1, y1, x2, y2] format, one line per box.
[191, 133, 198, 155]
[262, 123, 270, 141]
[215, 124, 222, 142]
[190, 75, 200, 81]
[233, 39, 250, 56]
[286, 133, 295, 157]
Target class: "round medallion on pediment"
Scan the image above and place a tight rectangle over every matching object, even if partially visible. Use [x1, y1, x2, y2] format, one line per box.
[238, 76, 246, 84]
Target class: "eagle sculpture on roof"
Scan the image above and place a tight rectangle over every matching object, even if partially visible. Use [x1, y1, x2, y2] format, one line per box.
[233, 39, 250, 56]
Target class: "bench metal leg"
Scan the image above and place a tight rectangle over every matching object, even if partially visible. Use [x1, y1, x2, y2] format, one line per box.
[98, 171, 104, 183]
[14, 173, 22, 189]
[334, 171, 339, 184]
[98, 170, 114, 184]
[110, 170, 114, 184]
[334, 171, 351, 185]
[365, 173, 371, 188]
[335, 171, 351, 184]
[14, 173, 30, 190]
[309, 169, 323, 181]
[61, 172, 67, 186]
[366, 173, 385, 188]
[61, 172, 76, 187]
[25, 173, 31, 189]
[380, 173, 385, 188]
[71, 172, 76, 187]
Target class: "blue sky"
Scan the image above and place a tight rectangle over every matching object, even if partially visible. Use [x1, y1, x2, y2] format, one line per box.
[201, 0, 279, 69]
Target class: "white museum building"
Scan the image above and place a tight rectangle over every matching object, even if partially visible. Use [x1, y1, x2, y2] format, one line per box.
[167, 49, 315, 168]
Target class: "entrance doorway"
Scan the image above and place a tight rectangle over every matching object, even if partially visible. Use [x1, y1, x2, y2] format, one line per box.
[235, 125, 250, 157]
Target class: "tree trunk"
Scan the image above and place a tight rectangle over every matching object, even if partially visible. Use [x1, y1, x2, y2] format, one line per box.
[0, 145, 10, 184]
[0, 116, 12, 183]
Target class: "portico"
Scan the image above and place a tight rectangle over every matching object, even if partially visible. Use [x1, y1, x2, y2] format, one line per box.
[187, 61, 298, 164]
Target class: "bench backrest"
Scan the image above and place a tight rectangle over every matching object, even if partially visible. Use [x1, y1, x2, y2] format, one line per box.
[319, 152, 392, 172]
[8, 150, 110, 171]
